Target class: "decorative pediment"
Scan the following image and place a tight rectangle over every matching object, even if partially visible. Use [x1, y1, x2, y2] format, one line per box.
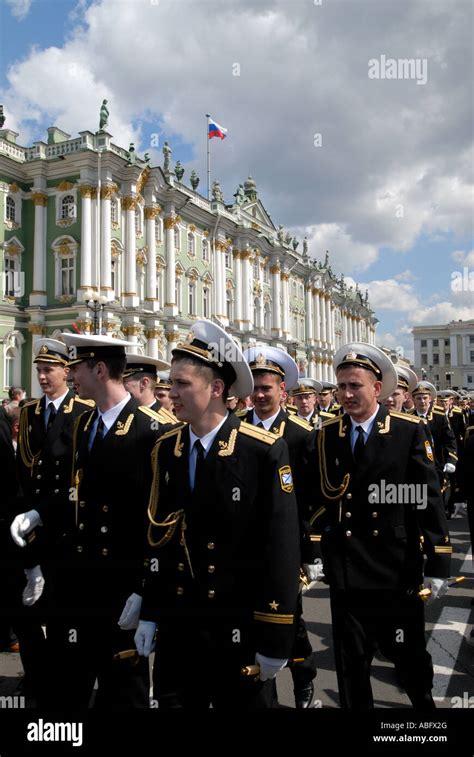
[240, 200, 275, 231]
[57, 180, 75, 192]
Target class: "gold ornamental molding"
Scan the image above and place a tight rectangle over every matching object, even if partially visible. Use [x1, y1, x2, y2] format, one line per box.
[270, 264, 281, 275]
[75, 319, 92, 333]
[122, 196, 137, 211]
[58, 241, 72, 257]
[136, 252, 147, 266]
[100, 184, 118, 200]
[188, 223, 197, 233]
[8, 183, 20, 194]
[57, 180, 74, 192]
[165, 331, 179, 343]
[144, 206, 161, 220]
[164, 214, 181, 230]
[232, 249, 241, 258]
[144, 328, 162, 340]
[280, 272, 290, 281]
[241, 250, 251, 260]
[122, 324, 142, 337]
[31, 192, 48, 207]
[78, 185, 94, 199]
[28, 323, 47, 335]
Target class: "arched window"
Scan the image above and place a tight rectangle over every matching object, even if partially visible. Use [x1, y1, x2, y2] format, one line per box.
[60, 256, 75, 295]
[202, 239, 209, 261]
[225, 250, 232, 270]
[4, 257, 17, 297]
[264, 302, 271, 332]
[175, 277, 182, 312]
[111, 199, 118, 224]
[155, 218, 163, 243]
[174, 227, 180, 251]
[61, 195, 75, 220]
[254, 298, 261, 329]
[6, 197, 15, 222]
[187, 233, 195, 257]
[203, 286, 210, 319]
[253, 260, 259, 279]
[188, 280, 196, 315]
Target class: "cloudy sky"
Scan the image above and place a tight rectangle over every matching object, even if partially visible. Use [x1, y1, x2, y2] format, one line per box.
[1, 0, 473, 360]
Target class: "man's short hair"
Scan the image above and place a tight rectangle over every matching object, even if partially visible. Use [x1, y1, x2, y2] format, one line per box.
[85, 355, 127, 381]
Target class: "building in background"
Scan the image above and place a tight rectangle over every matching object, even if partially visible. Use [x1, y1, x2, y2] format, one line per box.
[0, 120, 377, 397]
[413, 320, 474, 390]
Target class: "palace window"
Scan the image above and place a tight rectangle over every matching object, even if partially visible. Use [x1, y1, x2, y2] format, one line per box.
[187, 233, 195, 257]
[61, 195, 75, 220]
[60, 256, 75, 296]
[226, 289, 233, 322]
[174, 227, 180, 251]
[188, 280, 196, 315]
[6, 197, 16, 222]
[203, 286, 210, 319]
[202, 239, 209, 261]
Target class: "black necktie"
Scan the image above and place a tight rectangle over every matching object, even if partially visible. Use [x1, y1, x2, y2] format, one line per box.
[353, 425, 365, 465]
[90, 416, 105, 452]
[46, 404, 56, 432]
[256, 421, 264, 429]
[193, 439, 205, 491]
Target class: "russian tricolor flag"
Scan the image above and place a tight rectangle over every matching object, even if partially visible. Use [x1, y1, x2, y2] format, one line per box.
[208, 118, 227, 140]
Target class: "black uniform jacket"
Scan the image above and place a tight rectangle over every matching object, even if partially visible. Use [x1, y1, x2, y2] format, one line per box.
[411, 407, 458, 478]
[312, 405, 451, 592]
[66, 398, 174, 613]
[241, 408, 316, 562]
[141, 412, 301, 659]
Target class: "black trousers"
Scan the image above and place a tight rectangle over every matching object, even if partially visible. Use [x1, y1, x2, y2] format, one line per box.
[153, 621, 278, 710]
[288, 592, 317, 690]
[330, 589, 435, 711]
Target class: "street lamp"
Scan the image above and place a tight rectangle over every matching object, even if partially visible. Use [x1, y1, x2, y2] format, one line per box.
[83, 289, 107, 335]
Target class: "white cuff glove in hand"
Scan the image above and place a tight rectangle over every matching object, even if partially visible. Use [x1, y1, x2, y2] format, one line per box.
[118, 593, 143, 630]
[443, 462, 456, 474]
[134, 620, 157, 657]
[303, 561, 325, 582]
[22, 565, 45, 606]
[255, 652, 287, 681]
[424, 577, 448, 605]
[10, 510, 42, 548]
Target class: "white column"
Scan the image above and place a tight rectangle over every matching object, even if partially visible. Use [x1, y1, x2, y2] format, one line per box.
[145, 207, 158, 310]
[281, 271, 290, 336]
[145, 326, 160, 358]
[313, 290, 321, 343]
[233, 250, 242, 323]
[342, 311, 348, 343]
[30, 192, 48, 306]
[320, 294, 327, 343]
[122, 196, 138, 306]
[257, 256, 264, 329]
[164, 208, 177, 316]
[215, 242, 227, 320]
[450, 335, 458, 366]
[271, 264, 281, 334]
[325, 296, 332, 347]
[241, 251, 251, 328]
[305, 286, 314, 344]
[101, 186, 112, 296]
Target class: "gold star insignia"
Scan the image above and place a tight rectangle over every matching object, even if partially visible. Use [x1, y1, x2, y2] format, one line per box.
[269, 600, 279, 611]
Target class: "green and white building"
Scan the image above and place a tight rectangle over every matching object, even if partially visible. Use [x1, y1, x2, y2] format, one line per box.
[0, 122, 378, 397]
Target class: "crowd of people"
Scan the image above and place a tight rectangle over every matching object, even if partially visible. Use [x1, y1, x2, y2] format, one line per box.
[0, 322, 473, 711]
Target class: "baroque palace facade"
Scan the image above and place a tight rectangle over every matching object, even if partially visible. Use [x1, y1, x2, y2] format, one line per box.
[0, 122, 377, 396]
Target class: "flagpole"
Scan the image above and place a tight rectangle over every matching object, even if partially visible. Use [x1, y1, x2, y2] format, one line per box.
[206, 113, 211, 200]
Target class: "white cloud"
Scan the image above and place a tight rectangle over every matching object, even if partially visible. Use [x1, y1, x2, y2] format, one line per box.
[394, 269, 417, 282]
[6, 0, 32, 21]
[451, 249, 474, 266]
[1, 0, 471, 258]
[361, 279, 420, 312]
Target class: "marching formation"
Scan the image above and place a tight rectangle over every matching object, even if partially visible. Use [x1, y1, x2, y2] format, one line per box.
[1, 320, 473, 711]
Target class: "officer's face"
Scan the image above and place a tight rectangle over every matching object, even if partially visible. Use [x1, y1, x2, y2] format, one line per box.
[68, 362, 98, 401]
[169, 361, 217, 423]
[251, 373, 284, 418]
[294, 392, 316, 416]
[413, 393, 431, 414]
[123, 376, 142, 400]
[318, 393, 332, 408]
[155, 388, 174, 411]
[383, 387, 407, 412]
[336, 366, 382, 422]
[35, 362, 68, 399]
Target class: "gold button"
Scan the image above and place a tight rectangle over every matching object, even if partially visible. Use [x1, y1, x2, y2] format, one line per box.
[35, 489, 40, 494]
[54, 489, 59, 494]
[38, 460, 42, 466]
[345, 512, 351, 518]
[177, 587, 184, 595]
[100, 526, 108, 533]
[208, 565, 215, 573]
[207, 542, 215, 550]
[102, 548, 108, 556]
[372, 530, 379, 537]
[79, 523, 84, 530]
[177, 563, 185, 571]
[36, 474, 41, 480]
[55, 460, 60, 466]
[55, 475, 60, 480]
[77, 545, 83, 553]
[346, 493, 352, 500]
[102, 505, 109, 512]
[372, 512, 378, 518]
[208, 590, 215, 599]
[345, 530, 352, 537]
[80, 501, 86, 508]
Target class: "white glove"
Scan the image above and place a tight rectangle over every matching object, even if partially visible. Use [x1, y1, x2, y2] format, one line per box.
[443, 463, 456, 474]
[303, 561, 325, 582]
[255, 652, 287, 681]
[10, 510, 43, 548]
[424, 577, 448, 605]
[118, 593, 143, 630]
[134, 620, 157, 657]
[22, 565, 45, 606]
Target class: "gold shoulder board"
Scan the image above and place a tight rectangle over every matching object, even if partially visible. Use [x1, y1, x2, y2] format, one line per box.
[288, 414, 313, 432]
[234, 408, 247, 418]
[238, 422, 277, 445]
[389, 410, 422, 424]
[74, 397, 96, 407]
[320, 415, 341, 427]
[156, 406, 179, 425]
[23, 399, 39, 408]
